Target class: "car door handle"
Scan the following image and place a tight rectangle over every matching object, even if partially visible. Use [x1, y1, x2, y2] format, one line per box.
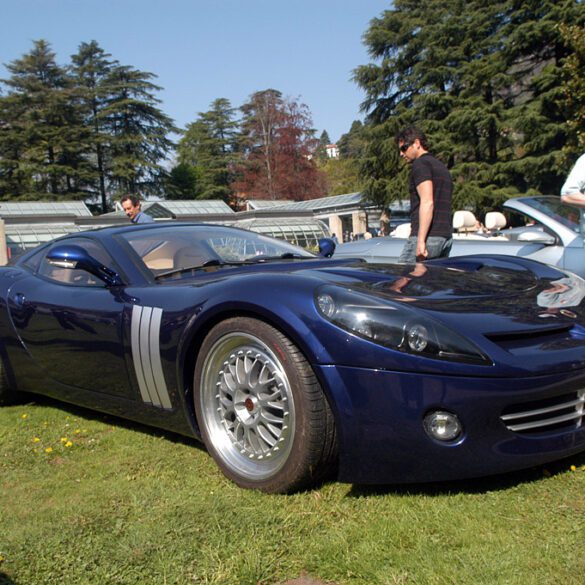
[14, 293, 27, 307]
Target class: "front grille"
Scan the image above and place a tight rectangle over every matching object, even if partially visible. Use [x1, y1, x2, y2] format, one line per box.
[486, 325, 582, 354]
[501, 390, 585, 435]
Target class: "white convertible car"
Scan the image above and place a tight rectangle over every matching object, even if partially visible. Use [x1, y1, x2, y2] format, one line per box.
[334, 196, 585, 277]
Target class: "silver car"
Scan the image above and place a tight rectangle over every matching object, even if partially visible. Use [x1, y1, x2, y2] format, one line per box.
[334, 196, 585, 277]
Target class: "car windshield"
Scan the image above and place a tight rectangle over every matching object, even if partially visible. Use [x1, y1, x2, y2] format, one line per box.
[118, 224, 315, 278]
[522, 196, 585, 236]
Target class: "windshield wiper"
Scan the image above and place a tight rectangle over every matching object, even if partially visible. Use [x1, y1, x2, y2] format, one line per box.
[155, 254, 313, 279]
[155, 259, 247, 279]
[245, 252, 313, 263]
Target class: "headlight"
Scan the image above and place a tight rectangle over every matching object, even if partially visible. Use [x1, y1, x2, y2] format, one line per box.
[315, 285, 491, 365]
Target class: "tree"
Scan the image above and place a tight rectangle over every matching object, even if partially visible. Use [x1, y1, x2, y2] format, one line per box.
[0, 89, 31, 198]
[0, 40, 177, 207]
[354, 0, 585, 215]
[166, 162, 201, 200]
[337, 120, 366, 159]
[318, 122, 365, 195]
[175, 98, 239, 201]
[319, 157, 364, 195]
[103, 64, 177, 198]
[237, 89, 284, 200]
[0, 40, 88, 199]
[70, 40, 118, 212]
[234, 89, 326, 201]
[315, 130, 331, 162]
[559, 22, 585, 159]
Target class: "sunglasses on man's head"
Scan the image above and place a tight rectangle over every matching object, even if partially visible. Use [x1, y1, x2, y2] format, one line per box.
[399, 142, 412, 153]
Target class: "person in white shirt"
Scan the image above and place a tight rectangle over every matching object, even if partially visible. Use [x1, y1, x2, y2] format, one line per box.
[560, 153, 585, 206]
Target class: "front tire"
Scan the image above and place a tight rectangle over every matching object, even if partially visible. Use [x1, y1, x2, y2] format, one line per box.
[194, 317, 337, 493]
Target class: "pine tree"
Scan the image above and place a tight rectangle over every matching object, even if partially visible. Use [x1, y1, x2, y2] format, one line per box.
[338, 121, 366, 159]
[354, 0, 585, 214]
[166, 162, 201, 200]
[0, 40, 177, 205]
[176, 98, 239, 201]
[101, 64, 176, 198]
[0, 90, 30, 198]
[315, 130, 331, 162]
[0, 40, 88, 199]
[559, 22, 585, 159]
[70, 40, 119, 212]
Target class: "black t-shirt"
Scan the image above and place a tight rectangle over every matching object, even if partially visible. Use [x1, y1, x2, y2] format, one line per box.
[409, 153, 453, 238]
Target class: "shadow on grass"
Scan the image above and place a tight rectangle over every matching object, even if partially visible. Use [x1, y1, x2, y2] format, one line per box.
[18, 394, 585, 499]
[0, 572, 19, 585]
[20, 394, 206, 453]
[347, 448, 585, 498]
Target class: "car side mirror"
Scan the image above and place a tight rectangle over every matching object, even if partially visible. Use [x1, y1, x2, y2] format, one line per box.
[46, 245, 124, 287]
[318, 238, 336, 258]
[516, 230, 555, 245]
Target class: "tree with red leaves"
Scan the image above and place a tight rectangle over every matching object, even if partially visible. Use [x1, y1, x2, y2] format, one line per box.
[233, 89, 326, 201]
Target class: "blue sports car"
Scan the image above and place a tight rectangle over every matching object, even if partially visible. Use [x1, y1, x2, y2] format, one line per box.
[1, 222, 585, 492]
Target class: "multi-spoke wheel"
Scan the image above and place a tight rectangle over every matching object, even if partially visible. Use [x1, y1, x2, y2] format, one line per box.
[194, 317, 337, 493]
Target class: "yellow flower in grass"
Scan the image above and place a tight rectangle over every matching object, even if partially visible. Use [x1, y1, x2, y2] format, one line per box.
[45, 447, 53, 454]
[21, 414, 28, 419]
[74, 429, 81, 435]
[32, 437, 41, 443]
[65, 441, 73, 448]
[570, 465, 577, 472]
[60, 437, 68, 443]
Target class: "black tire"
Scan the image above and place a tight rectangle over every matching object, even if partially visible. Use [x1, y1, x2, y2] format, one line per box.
[193, 317, 337, 493]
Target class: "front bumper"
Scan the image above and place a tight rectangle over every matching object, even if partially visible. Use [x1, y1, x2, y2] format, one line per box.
[315, 365, 585, 484]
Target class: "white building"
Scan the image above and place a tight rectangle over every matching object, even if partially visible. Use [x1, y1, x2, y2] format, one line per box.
[326, 144, 340, 159]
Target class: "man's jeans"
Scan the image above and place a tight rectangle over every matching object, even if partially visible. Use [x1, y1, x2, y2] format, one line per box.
[398, 236, 453, 263]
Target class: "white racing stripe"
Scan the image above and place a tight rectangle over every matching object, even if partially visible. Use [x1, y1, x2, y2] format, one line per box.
[131, 305, 172, 409]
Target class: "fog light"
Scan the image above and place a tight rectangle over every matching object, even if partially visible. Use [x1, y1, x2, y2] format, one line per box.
[424, 411, 462, 442]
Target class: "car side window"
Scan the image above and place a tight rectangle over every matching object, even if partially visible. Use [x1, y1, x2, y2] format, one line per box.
[38, 238, 116, 287]
[21, 245, 49, 272]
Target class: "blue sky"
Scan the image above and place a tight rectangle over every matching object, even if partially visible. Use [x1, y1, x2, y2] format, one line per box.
[1, 0, 390, 145]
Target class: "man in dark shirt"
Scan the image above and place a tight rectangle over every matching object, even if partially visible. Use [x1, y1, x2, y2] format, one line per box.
[396, 126, 453, 263]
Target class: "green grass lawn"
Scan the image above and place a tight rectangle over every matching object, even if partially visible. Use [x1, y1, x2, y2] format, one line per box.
[1, 398, 584, 585]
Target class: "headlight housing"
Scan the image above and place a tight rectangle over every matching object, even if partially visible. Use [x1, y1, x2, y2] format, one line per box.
[315, 285, 491, 365]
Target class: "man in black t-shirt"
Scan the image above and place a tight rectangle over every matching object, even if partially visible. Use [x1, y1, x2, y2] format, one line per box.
[396, 126, 453, 263]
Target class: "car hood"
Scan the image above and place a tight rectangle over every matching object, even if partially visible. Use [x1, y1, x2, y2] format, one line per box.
[306, 256, 585, 333]
[164, 255, 585, 375]
[309, 256, 585, 375]
[318, 260, 536, 303]
[174, 255, 582, 325]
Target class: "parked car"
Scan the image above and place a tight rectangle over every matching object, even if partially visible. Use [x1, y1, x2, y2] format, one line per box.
[1, 221, 585, 492]
[335, 196, 585, 277]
